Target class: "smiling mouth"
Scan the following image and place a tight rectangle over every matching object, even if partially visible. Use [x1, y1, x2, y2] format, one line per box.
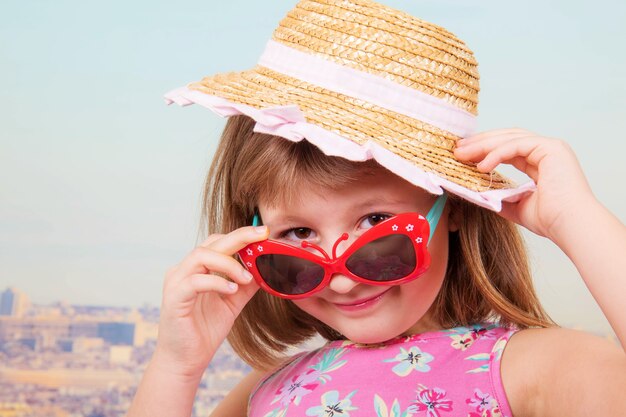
[333, 288, 392, 308]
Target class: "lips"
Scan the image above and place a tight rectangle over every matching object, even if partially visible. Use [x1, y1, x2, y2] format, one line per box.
[333, 288, 392, 308]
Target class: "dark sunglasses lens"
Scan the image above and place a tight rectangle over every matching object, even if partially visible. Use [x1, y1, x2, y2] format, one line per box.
[345, 234, 416, 281]
[256, 254, 325, 295]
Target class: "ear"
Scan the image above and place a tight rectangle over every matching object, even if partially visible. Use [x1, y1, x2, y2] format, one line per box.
[447, 206, 460, 232]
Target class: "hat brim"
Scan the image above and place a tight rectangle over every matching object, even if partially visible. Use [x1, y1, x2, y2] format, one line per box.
[165, 65, 535, 211]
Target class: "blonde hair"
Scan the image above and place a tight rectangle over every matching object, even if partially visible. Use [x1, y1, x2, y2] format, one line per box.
[201, 115, 554, 370]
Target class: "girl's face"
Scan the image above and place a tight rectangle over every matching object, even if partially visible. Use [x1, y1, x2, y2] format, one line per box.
[258, 169, 455, 344]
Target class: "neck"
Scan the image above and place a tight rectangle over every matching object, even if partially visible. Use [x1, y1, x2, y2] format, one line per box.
[401, 313, 443, 337]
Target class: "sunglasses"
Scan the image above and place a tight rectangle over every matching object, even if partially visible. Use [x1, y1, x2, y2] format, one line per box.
[237, 193, 448, 299]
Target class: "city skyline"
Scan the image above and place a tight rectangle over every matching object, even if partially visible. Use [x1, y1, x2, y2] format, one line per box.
[1, 0, 625, 339]
[0, 288, 246, 417]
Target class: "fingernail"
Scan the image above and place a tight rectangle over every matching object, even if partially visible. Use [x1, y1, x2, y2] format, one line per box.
[456, 139, 466, 147]
[228, 282, 238, 292]
[242, 269, 253, 283]
[254, 226, 268, 234]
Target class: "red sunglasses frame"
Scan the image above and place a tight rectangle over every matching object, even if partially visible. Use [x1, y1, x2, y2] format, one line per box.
[237, 212, 432, 299]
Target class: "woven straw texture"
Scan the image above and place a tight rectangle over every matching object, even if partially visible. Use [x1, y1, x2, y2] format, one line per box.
[188, 0, 511, 192]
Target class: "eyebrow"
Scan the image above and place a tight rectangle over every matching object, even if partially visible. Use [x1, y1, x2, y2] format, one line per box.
[265, 196, 410, 225]
[354, 196, 408, 209]
[267, 214, 307, 225]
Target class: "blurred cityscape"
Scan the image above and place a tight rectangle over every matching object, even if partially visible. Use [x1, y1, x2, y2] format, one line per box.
[0, 287, 249, 417]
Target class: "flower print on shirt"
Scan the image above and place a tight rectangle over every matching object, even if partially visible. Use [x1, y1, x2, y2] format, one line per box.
[383, 346, 434, 376]
[407, 385, 453, 417]
[311, 348, 349, 383]
[272, 368, 322, 407]
[490, 334, 509, 362]
[467, 404, 502, 417]
[447, 324, 497, 351]
[466, 389, 493, 413]
[464, 331, 513, 374]
[450, 333, 475, 351]
[250, 325, 518, 417]
[265, 348, 348, 416]
[374, 394, 415, 417]
[465, 389, 503, 417]
[463, 352, 491, 374]
[262, 409, 288, 417]
[305, 390, 358, 417]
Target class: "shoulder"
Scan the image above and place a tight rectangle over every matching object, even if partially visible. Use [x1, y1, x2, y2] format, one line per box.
[501, 326, 626, 417]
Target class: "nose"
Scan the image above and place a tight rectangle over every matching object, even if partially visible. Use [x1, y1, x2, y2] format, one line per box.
[327, 273, 360, 294]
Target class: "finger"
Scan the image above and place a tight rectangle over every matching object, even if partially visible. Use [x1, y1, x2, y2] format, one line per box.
[199, 234, 225, 248]
[509, 156, 539, 182]
[165, 226, 269, 290]
[220, 278, 261, 314]
[455, 132, 531, 161]
[205, 225, 270, 255]
[174, 248, 255, 285]
[181, 273, 260, 308]
[460, 128, 531, 143]
[169, 274, 241, 305]
[474, 136, 547, 174]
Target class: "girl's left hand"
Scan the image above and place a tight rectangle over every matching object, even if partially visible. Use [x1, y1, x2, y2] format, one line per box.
[454, 128, 596, 240]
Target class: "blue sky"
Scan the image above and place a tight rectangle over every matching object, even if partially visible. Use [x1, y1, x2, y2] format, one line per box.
[1, 0, 624, 334]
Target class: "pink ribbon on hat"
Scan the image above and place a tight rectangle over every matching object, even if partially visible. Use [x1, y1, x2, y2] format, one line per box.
[257, 40, 477, 138]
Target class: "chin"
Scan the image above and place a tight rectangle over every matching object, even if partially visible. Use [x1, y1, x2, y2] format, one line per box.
[334, 322, 409, 344]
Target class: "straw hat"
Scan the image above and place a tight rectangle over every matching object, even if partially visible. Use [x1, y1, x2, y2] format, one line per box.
[165, 0, 534, 211]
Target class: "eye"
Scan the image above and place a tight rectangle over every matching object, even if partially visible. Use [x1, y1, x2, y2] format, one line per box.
[359, 213, 392, 230]
[278, 227, 315, 242]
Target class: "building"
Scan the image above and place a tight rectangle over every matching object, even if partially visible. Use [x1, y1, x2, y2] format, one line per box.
[97, 322, 135, 346]
[0, 288, 30, 318]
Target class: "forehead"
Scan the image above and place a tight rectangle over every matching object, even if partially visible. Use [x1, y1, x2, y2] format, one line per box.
[259, 167, 434, 218]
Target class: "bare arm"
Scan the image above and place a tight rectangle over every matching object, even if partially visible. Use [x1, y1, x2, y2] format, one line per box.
[126, 225, 269, 417]
[503, 328, 626, 417]
[127, 350, 204, 417]
[548, 199, 626, 346]
[455, 130, 626, 348]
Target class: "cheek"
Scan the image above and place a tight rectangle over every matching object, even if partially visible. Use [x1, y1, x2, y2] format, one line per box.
[291, 297, 339, 330]
[401, 252, 447, 305]
[403, 227, 450, 305]
[407, 266, 445, 305]
[291, 298, 320, 319]
[428, 236, 449, 282]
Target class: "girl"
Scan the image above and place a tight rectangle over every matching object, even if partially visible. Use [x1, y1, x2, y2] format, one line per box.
[128, 0, 626, 416]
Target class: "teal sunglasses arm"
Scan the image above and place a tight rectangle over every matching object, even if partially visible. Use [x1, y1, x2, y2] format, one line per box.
[425, 193, 448, 244]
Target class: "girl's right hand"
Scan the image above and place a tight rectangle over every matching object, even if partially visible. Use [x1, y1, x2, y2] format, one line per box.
[152, 225, 270, 379]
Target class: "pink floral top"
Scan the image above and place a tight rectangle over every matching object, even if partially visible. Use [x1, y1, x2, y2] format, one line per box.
[248, 323, 517, 417]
